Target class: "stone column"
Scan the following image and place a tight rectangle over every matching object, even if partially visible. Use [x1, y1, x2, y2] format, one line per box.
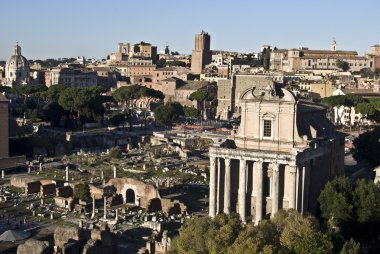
[103, 196, 107, 219]
[216, 158, 222, 214]
[288, 165, 297, 209]
[302, 162, 311, 215]
[238, 159, 247, 222]
[101, 170, 104, 180]
[255, 161, 263, 225]
[301, 165, 306, 214]
[65, 166, 69, 182]
[296, 165, 300, 212]
[113, 166, 117, 178]
[91, 195, 95, 219]
[223, 158, 231, 214]
[115, 208, 119, 221]
[209, 156, 217, 218]
[28, 167, 31, 174]
[271, 163, 280, 217]
[39, 163, 42, 172]
[1, 170, 4, 179]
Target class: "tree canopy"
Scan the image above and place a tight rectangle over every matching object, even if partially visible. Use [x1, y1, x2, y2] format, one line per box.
[58, 86, 105, 122]
[318, 176, 354, 227]
[169, 210, 335, 254]
[318, 176, 380, 239]
[42, 101, 65, 127]
[188, 90, 213, 103]
[40, 85, 67, 102]
[73, 183, 90, 200]
[11, 84, 48, 96]
[153, 102, 184, 127]
[113, 85, 163, 108]
[336, 60, 350, 72]
[166, 60, 186, 67]
[184, 106, 200, 118]
[352, 126, 380, 166]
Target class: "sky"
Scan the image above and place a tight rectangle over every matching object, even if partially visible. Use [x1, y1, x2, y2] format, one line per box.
[1, 0, 379, 61]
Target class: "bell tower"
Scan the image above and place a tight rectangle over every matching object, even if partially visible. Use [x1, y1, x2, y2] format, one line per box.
[331, 39, 337, 51]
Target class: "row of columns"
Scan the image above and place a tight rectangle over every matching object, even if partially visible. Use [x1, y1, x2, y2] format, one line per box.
[209, 157, 310, 224]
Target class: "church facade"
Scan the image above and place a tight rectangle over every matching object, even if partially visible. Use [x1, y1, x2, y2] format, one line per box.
[209, 83, 344, 224]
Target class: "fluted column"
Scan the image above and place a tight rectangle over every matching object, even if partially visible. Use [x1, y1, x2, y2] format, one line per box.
[65, 166, 69, 182]
[255, 161, 263, 225]
[302, 162, 311, 215]
[288, 165, 297, 209]
[238, 159, 247, 222]
[301, 165, 306, 214]
[91, 195, 95, 219]
[296, 165, 300, 212]
[216, 158, 222, 214]
[209, 156, 217, 218]
[223, 158, 231, 214]
[103, 196, 107, 219]
[271, 163, 280, 217]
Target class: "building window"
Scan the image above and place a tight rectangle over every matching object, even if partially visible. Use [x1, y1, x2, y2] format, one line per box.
[263, 120, 272, 138]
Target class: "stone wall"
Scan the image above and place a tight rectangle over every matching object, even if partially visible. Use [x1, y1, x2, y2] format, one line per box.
[10, 175, 38, 188]
[89, 184, 104, 199]
[161, 198, 187, 215]
[216, 75, 275, 120]
[107, 178, 160, 208]
[54, 197, 73, 210]
[56, 186, 73, 198]
[54, 226, 82, 249]
[17, 239, 50, 254]
[40, 183, 56, 196]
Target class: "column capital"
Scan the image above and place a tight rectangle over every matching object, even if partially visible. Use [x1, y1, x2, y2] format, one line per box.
[210, 157, 217, 167]
[271, 163, 280, 172]
[255, 159, 264, 164]
[288, 165, 297, 174]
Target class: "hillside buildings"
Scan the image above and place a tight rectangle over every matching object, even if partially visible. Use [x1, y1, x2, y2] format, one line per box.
[209, 83, 344, 223]
[216, 75, 275, 120]
[371, 44, 380, 69]
[109, 42, 157, 64]
[270, 40, 376, 72]
[45, 66, 98, 87]
[330, 87, 380, 126]
[107, 41, 158, 85]
[191, 31, 212, 74]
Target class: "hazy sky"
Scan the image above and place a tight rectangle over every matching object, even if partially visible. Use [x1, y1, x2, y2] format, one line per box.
[1, 0, 379, 60]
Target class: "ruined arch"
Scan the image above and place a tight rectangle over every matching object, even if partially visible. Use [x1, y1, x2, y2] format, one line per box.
[125, 189, 136, 204]
[147, 198, 162, 213]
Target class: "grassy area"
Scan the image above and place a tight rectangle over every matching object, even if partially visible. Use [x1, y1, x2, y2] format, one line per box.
[4, 185, 25, 194]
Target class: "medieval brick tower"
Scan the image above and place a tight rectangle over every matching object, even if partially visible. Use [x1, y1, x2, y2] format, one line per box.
[191, 31, 212, 74]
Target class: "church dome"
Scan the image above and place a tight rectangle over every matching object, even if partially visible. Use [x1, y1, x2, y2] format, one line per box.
[6, 44, 29, 70]
[4, 43, 30, 86]
[6, 54, 29, 70]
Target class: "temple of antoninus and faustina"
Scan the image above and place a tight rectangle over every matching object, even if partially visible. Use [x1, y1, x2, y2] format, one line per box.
[209, 84, 344, 224]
